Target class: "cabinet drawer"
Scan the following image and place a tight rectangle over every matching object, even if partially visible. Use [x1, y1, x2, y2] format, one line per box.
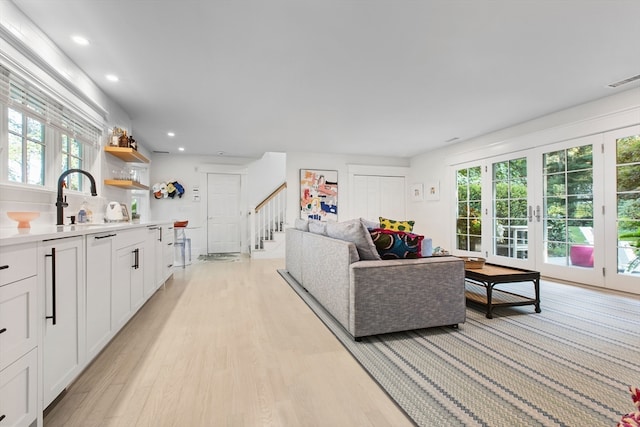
[0, 276, 37, 371]
[0, 348, 38, 427]
[0, 243, 37, 287]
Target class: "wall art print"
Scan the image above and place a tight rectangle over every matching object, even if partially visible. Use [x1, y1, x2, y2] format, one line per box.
[300, 169, 338, 222]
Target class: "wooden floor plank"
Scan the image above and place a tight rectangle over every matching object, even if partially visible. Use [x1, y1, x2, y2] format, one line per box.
[44, 258, 412, 426]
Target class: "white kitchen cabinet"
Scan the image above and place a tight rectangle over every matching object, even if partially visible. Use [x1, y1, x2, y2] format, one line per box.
[0, 276, 37, 372]
[40, 236, 85, 408]
[0, 349, 38, 427]
[112, 230, 145, 331]
[155, 225, 174, 288]
[162, 225, 174, 284]
[130, 244, 144, 311]
[85, 231, 116, 360]
[144, 226, 159, 297]
[0, 242, 38, 427]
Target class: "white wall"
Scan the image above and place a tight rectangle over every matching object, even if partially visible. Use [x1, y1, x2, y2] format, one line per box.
[408, 87, 640, 251]
[286, 152, 410, 225]
[0, 1, 137, 226]
[148, 153, 286, 256]
[247, 152, 286, 207]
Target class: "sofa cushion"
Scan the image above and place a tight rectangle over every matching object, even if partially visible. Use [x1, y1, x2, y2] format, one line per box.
[309, 220, 327, 235]
[360, 218, 380, 230]
[379, 216, 415, 232]
[370, 228, 424, 259]
[325, 219, 381, 260]
[294, 218, 309, 231]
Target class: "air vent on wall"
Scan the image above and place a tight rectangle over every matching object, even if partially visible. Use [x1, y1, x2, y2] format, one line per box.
[607, 74, 640, 88]
[153, 150, 170, 154]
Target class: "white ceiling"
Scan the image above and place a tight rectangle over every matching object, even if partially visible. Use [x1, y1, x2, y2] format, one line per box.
[10, 0, 640, 158]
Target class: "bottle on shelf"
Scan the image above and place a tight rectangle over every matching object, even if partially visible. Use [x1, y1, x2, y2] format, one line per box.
[119, 130, 129, 147]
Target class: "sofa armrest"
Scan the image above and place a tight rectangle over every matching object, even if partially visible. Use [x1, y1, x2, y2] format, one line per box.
[349, 257, 466, 337]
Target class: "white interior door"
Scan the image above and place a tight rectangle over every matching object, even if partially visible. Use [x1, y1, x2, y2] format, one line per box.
[207, 173, 241, 253]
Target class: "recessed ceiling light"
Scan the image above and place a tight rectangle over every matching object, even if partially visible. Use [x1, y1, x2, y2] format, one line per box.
[167, 132, 175, 137]
[178, 147, 185, 152]
[71, 35, 90, 46]
[106, 74, 119, 82]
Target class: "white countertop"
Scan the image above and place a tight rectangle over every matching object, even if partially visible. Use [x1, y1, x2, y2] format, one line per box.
[0, 221, 172, 246]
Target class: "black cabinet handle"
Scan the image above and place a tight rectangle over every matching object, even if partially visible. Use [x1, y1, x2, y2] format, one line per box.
[0, 414, 6, 422]
[45, 248, 57, 325]
[0, 328, 6, 334]
[0, 265, 8, 270]
[95, 233, 116, 240]
[168, 242, 173, 246]
[132, 248, 140, 269]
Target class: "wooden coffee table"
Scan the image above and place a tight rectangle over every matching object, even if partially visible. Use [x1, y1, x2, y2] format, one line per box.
[464, 263, 540, 319]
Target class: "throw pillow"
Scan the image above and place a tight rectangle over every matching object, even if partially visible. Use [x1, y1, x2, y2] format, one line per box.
[370, 228, 423, 259]
[294, 218, 309, 231]
[379, 216, 415, 232]
[617, 386, 640, 427]
[308, 220, 327, 235]
[325, 218, 381, 260]
[360, 218, 380, 230]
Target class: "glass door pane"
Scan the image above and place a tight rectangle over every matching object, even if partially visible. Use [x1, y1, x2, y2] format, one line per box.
[542, 145, 594, 268]
[492, 157, 529, 260]
[615, 135, 640, 276]
[604, 126, 640, 294]
[456, 166, 482, 252]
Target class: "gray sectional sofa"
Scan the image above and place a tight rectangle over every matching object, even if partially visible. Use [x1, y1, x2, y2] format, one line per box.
[285, 218, 466, 340]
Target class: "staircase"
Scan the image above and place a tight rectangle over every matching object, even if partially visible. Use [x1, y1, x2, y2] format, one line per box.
[250, 183, 287, 259]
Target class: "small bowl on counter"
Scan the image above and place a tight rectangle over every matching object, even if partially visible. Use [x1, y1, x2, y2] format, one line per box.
[7, 211, 40, 228]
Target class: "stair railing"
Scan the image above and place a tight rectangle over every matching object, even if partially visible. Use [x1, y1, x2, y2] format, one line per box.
[250, 183, 287, 252]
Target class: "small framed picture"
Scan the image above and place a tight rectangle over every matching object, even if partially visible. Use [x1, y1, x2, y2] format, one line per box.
[425, 181, 440, 201]
[410, 183, 424, 202]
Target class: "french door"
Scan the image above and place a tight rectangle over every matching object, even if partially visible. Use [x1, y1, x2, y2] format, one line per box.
[603, 126, 640, 294]
[456, 127, 640, 294]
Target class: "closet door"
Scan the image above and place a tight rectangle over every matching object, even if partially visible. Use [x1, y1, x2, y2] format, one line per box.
[352, 175, 405, 222]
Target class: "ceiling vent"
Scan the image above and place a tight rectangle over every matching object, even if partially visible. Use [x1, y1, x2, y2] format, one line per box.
[607, 74, 640, 88]
[153, 150, 170, 154]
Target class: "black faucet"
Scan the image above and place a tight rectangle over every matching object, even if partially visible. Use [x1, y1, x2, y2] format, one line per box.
[56, 169, 98, 225]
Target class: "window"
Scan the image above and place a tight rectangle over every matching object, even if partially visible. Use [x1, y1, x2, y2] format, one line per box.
[456, 166, 482, 252]
[8, 107, 45, 185]
[61, 134, 84, 191]
[1, 64, 102, 189]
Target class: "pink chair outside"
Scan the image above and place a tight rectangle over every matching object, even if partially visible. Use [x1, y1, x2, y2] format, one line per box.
[570, 245, 594, 267]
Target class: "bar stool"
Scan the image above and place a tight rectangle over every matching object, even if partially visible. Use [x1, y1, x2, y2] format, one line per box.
[173, 221, 191, 268]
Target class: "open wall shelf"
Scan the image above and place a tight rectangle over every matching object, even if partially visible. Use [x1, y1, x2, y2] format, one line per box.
[104, 146, 150, 163]
[104, 180, 149, 190]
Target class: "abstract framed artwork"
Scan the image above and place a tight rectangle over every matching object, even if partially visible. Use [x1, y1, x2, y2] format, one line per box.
[300, 169, 338, 221]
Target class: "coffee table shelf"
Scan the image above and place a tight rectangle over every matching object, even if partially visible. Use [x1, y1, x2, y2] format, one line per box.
[464, 263, 540, 319]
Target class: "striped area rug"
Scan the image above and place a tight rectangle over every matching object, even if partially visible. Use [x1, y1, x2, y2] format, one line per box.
[277, 270, 640, 427]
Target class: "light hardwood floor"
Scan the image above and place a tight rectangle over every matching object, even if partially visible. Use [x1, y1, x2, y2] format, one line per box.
[44, 258, 413, 426]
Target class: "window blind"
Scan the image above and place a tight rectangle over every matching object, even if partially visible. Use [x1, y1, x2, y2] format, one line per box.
[0, 64, 102, 146]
